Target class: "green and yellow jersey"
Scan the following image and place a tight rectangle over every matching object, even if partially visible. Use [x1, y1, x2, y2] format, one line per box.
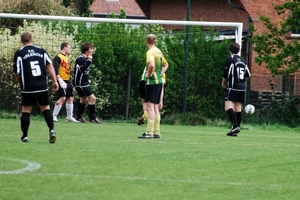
[161, 73, 166, 84]
[140, 66, 147, 82]
[146, 46, 167, 85]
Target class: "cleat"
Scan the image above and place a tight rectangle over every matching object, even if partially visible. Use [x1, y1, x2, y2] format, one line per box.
[138, 132, 154, 139]
[49, 130, 56, 144]
[75, 116, 85, 123]
[153, 133, 161, 139]
[137, 117, 144, 125]
[53, 116, 58, 122]
[226, 127, 240, 137]
[20, 136, 29, 142]
[66, 117, 79, 122]
[89, 118, 101, 124]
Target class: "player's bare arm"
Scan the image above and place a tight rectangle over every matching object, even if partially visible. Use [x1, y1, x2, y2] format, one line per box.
[222, 78, 227, 88]
[161, 63, 169, 74]
[47, 64, 59, 91]
[147, 61, 154, 78]
[15, 74, 22, 90]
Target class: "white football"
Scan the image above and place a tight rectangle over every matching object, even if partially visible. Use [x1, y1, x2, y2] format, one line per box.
[244, 104, 255, 114]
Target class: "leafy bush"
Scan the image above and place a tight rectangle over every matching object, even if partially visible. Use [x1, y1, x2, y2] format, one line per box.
[0, 20, 80, 114]
[245, 95, 300, 127]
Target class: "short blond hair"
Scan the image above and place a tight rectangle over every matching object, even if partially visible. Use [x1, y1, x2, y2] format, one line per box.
[146, 34, 157, 45]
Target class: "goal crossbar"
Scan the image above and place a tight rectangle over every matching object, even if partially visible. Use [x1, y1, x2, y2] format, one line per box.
[0, 13, 243, 47]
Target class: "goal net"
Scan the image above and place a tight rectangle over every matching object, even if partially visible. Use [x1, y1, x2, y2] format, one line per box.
[0, 13, 243, 119]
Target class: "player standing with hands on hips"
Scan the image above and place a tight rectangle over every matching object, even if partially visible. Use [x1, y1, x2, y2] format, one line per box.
[52, 42, 78, 122]
[222, 42, 251, 137]
[73, 42, 100, 123]
[13, 32, 59, 143]
[138, 34, 169, 139]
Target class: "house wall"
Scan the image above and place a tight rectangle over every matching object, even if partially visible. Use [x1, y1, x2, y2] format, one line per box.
[149, 0, 249, 32]
[240, 0, 289, 94]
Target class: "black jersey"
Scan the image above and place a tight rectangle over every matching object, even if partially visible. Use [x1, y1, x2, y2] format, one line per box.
[223, 54, 251, 91]
[13, 45, 52, 93]
[72, 54, 92, 87]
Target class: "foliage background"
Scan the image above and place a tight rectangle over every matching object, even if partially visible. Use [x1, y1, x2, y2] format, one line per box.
[0, 12, 230, 122]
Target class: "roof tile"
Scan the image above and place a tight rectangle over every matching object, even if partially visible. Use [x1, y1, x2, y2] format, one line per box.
[90, 0, 145, 17]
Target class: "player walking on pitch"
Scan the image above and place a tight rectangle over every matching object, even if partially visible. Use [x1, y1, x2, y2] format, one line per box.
[13, 32, 59, 143]
[52, 42, 78, 122]
[222, 42, 251, 137]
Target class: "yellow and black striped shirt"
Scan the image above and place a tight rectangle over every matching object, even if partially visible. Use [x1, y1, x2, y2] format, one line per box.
[53, 53, 71, 81]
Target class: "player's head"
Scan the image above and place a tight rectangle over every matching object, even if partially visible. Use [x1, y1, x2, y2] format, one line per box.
[146, 34, 157, 45]
[20, 32, 33, 45]
[229, 42, 240, 54]
[81, 42, 94, 54]
[60, 42, 72, 55]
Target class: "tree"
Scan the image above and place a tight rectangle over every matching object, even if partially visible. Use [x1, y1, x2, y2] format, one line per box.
[250, 0, 300, 75]
[0, 0, 74, 33]
[61, 0, 95, 17]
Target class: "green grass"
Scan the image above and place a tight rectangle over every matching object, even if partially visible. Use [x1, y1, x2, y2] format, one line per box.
[1, 118, 300, 200]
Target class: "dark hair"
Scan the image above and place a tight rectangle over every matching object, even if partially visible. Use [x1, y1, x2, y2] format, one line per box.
[81, 42, 93, 54]
[21, 32, 32, 43]
[60, 42, 70, 50]
[229, 42, 240, 54]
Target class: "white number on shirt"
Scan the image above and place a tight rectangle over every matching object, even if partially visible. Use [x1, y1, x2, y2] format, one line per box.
[30, 61, 41, 76]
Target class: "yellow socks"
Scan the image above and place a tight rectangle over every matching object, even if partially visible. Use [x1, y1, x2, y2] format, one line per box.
[142, 110, 148, 120]
[154, 115, 161, 134]
[146, 119, 155, 134]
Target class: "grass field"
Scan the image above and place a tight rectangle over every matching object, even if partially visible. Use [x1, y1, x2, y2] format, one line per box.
[1, 118, 300, 200]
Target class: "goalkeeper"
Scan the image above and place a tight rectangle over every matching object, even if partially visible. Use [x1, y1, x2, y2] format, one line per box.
[52, 42, 78, 122]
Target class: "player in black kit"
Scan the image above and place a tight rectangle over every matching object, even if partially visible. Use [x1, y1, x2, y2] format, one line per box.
[73, 42, 100, 123]
[13, 32, 59, 143]
[222, 42, 251, 137]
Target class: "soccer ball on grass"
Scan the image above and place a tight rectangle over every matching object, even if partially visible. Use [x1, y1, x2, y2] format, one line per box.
[244, 104, 255, 115]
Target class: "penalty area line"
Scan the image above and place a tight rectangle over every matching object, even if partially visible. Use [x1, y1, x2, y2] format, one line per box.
[0, 156, 41, 174]
[30, 172, 300, 189]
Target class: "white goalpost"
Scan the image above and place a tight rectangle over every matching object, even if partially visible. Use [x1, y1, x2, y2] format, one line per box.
[0, 13, 243, 54]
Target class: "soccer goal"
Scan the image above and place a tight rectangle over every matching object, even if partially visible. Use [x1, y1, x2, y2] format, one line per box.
[0, 13, 243, 51]
[0, 13, 243, 118]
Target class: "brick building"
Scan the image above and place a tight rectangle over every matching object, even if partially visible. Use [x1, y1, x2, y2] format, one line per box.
[91, 0, 297, 107]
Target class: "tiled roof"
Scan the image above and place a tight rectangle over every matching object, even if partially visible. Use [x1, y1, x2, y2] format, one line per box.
[90, 0, 146, 17]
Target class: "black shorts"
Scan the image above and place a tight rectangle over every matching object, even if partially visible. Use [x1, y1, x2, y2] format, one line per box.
[225, 89, 245, 104]
[139, 80, 146, 99]
[57, 81, 74, 99]
[145, 84, 163, 104]
[75, 86, 93, 97]
[21, 91, 50, 106]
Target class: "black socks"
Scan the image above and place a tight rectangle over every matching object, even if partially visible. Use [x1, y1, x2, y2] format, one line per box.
[227, 108, 238, 129]
[21, 112, 30, 137]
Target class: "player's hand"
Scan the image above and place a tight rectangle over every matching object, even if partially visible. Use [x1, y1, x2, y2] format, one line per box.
[159, 102, 163, 110]
[52, 81, 59, 92]
[18, 83, 22, 91]
[58, 78, 67, 89]
[87, 54, 93, 61]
